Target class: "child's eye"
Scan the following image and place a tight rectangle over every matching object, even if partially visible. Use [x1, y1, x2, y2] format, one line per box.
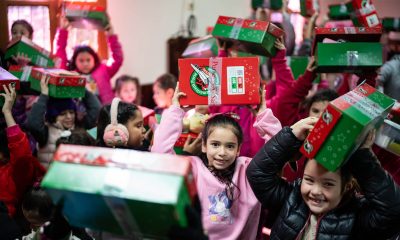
[211, 142, 219, 147]
[304, 178, 314, 183]
[227, 144, 235, 149]
[323, 182, 334, 187]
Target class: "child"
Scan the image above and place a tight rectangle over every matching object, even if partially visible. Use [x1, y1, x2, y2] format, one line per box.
[152, 73, 177, 115]
[152, 85, 282, 239]
[9, 20, 34, 66]
[55, 128, 96, 147]
[54, 16, 123, 104]
[26, 75, 101, 168]
[247, 117, 400, 239]
[0, 83, 46, 218]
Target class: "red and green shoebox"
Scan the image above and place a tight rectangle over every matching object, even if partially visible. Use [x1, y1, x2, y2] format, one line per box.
[212, 16, 284, 57]
[30, 68, 86, 98]
[174, 132, 199, 155]
[312, 27, 382, 73]
[382, 18, 400, 32]
[5, 36, 55, 68]
[41, 144, 196, 238]
[300, 83, 395, 171]
[251, 0, 283, 10]
[8, 65, 40, 95]
[0, 67, 20, 106]
[300, 0, 319, 18]
[178, 57, 260, 106]
[286, 56, 309, 79]
[328, 2, 352, 20]
[349, 0, 381, 28]
[65, 3, 109, 30]
[182, 35, 218, 58]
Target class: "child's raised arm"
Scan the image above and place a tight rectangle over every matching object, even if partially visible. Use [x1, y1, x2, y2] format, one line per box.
[53, 15, 69, 69]
[151, 83, 186, 154]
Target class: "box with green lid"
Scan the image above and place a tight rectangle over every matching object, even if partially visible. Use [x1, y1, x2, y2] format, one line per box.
[328, 2, 352, 20]
[300, 83, 395, 171]
[41, 144, 195, 238]
[0, 67, 20, 106]
[212, 16, 284, 57]
[65, 3, 109, 30]
[182, 35, 218, 58]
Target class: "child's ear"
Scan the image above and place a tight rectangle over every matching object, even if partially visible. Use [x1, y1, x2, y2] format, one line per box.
[201, 141, 207, 153]
[167, 88, 175, 97]
[236, 144, 242, 157]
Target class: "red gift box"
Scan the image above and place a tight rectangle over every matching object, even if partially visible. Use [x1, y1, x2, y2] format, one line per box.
[31, 68, 86, 87]
[0, 67, 20, 90]
[175, 133, 199, 148]
[350, 0, 381, 27]
[300, 0, 319, 17]
[178, 57, 260, 106]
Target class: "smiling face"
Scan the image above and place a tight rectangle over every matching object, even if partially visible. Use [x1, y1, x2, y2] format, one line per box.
[56, 110, 75, 129]
[301, 159, 344, 215]
[202, 126, 240, 170]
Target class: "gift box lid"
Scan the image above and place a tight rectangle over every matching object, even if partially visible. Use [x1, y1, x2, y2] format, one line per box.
[312, 27, 382, 54]
[182, 35, 218, 58]
[6, 36, 51, 57]
[0, 67, 20, 90]
[65, 2, 106, 12]
[31, 68, 86, 87]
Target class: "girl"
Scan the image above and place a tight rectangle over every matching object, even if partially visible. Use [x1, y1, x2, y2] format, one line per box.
[152, 73, 177, 115]
[152, 85, 282, 239]
[26, 75, 101, 168]
[11, 19, 33, 40]
[247, 117, 400, 239]
[0, 83, 46, 219]
[54, 16, 123, 104]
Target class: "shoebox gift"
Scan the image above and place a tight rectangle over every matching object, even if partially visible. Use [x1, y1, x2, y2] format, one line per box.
[0, 67, 20, 106]
[313, 27, 382, 73]
[382, 18, 400, 32]
[328, 2, 352, 20]
[41, 144, 195, 238]
[182, 35, 218, 58]
[286, 56, 309, 79]
[30, 68, 86, 98]
[8, 65, 40, 95]
[251, 0, 283, 10]
[349, 0, 381, 28]
[65, 3, 109, 30]
[212, 16, 284, 56]
[300, 0, 319, 17]
[300, 83, 395, 171]
[5, 36, 55, 67]
[178, 57, 260, 106]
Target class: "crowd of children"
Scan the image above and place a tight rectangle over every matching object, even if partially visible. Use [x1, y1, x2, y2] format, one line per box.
[0, 3, 400, 240]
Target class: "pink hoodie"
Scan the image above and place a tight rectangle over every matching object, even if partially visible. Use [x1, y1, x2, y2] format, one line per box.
[53, 28, 123, 104]
[152, 105, 281, 239]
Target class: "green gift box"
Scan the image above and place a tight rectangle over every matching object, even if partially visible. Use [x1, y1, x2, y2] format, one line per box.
[328, 2, 352, 20]
[41, 144, 195, 238]
[300, 0, 319, 18]
[5, 36, 54, 68]
[30, 68, 86, 98]
[65, 3, 109, 30]
[212, 16, 284, 57]
[251, 0, 283, 10]
[8, 65, 40, 95]
[182, 35, 218, 58]
[286, 56, 309, 79]
[382, 18, 400, 32]
[301, 83, 395, 171]
[0, 67, 20, 106]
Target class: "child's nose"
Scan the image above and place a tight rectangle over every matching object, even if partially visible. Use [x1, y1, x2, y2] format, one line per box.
[311, 185, 322, 195]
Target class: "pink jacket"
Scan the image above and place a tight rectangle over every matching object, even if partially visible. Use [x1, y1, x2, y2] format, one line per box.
[152, 105, 281, 239]
[53, 28, 123, 104]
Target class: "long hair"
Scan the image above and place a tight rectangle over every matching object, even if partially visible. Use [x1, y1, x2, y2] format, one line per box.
[115, 75, 142, 105]
[68, 46, 100, 74]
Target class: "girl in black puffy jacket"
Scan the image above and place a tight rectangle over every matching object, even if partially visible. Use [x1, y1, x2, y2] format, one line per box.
[247, 117, 400, 240]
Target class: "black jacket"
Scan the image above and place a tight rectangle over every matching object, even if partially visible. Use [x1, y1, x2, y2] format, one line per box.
[247, 127, 400, 240]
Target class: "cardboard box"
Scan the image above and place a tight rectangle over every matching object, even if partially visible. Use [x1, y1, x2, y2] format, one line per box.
[382, 18, 400, 32]
[0, 67, 20, 106]
[286, 56, 309, 79]
[8, 65, 40, 95]
[174, 132, 199, 155]
[300, 0, 319, 18]
[5, 36, 55, 68]
[182, 35, 218, 58]
[251, 0, 283, 10]
[300, 83, 395, 171]
[30, 68, 86, 98]
[65, 3, 109, 30]
[178, 57, 260, 106]
[349, 0, 381, 28]
[41, 144, 195, 238]
[212, 16, 284, 57]
[312, 27, 382, 73]
[328, 2, 352, 20]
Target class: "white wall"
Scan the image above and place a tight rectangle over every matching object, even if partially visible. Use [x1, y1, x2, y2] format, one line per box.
[107, 0, 250, 85]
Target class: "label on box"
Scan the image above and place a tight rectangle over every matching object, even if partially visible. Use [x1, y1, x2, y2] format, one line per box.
[227, 66, 245, 94]
[21, 66, 33, 82]
[208, 58, 222, 105]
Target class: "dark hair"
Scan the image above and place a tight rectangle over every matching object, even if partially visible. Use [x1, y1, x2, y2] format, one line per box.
[306, 89, 339, 110]
[96, 101, 140, 147]
[0, 129, 10, 161]
[11, 20, 34, 39]
[201, 114, 243, 201]
[46, 98, 77, 124]
[22, 187, 54, 222]
[115, 75, 142, 105]
[56, 129, 96, 147]
[154, 73, 177, 90]
[68, 46, 100, 74]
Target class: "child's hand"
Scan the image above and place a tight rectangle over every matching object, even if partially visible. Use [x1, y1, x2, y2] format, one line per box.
[40, 74, 50, 96]
[360, 129, 376, 149]
[290, 117, 318, 141]
[59, 15, 70, 29]
[257, 84, 267, 115]
[12, 52, 31, 66]
[306, 56, 317, 72]
[274, 36, 286, 50]
[172, 82, 186, 107]
[1, 83, 17, 114]
[216, 38, 227, 51]
[183, 133, 202, 156]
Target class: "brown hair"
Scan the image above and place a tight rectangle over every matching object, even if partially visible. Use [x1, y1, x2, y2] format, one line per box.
[115, 75, 142, 105]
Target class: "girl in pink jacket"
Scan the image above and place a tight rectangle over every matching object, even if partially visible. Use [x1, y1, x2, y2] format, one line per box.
[53, 16, 123, 104]
[152, 85, 282, 239]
